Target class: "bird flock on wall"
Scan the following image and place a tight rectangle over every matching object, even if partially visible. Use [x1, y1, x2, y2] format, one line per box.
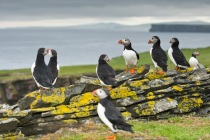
[31, 36, 203, 140]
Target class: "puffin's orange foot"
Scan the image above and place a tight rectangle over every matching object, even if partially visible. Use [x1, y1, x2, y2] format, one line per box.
[156, 71, 165, 75]
[129, 68, 135, 74]
[107, 86, 112, 90]
[106, 133, 117, 140]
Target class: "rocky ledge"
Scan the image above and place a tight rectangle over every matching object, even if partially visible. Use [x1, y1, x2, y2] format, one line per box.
[0, 64, 210, 139]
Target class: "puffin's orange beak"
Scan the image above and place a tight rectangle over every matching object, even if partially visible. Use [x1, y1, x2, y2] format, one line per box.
[92, 90, 97, 97]
[148, 39, 152, 44]
[118, 40, 123, 44]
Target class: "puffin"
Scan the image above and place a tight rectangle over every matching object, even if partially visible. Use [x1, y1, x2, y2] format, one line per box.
[92, 88, 134, 140]
[189, 51, 204, 69]
[96, 54, 120, 89]
[118, 38, 139, 74]
[168, 37, 190, 70]
[48, 49, 60, 86]
[31, 48, 53, 90]
[148, 36, 168, 74]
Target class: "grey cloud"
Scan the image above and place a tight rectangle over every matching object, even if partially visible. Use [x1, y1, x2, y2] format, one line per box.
[0, 0, 210, 20]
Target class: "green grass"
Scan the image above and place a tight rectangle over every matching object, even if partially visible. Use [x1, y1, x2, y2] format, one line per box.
[1, 46, 210, 81]
[37, 116, 210, 140]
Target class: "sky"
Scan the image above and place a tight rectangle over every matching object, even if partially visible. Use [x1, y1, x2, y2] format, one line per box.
[0, 0, 210, 28]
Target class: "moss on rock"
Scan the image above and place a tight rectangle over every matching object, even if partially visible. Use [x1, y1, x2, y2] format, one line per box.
[110, 87, 138, 100]
[69, 92, 99, 108]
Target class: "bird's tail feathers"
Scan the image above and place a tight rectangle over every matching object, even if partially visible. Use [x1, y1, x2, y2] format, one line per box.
[116, 122, 134, 133]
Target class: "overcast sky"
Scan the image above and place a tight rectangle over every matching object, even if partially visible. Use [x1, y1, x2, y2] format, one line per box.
[0, 0, 210, 28]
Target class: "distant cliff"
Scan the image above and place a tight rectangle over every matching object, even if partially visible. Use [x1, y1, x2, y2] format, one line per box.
[149, 24, 210, 33]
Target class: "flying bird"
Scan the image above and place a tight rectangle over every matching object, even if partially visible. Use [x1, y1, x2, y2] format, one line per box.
[31, 48, 53, 90]
[148, 36, 168, 74]
[168, 37, 190, 70]
[118, 38, 139, 74]
[48, 49, 60, 86]
[189, 51, 204, 69]
[92, 88, 134, 140]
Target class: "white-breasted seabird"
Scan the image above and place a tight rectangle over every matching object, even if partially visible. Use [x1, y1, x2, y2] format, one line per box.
[189, 51, 204, 69]
[96, 54, 121, 89]
[92, 88, 134, 140]
[168, 37, 190, 70]
[148, 36, 168, 74]
[31, 48, 53, 90]
[48, 49, 60, 86]
[118, 38, 139, 74]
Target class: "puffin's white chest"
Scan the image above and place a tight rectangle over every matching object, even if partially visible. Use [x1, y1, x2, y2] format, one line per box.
[97, 103, 117, 132]
[189, 57, 199, 69]
[150, 48, 158, 68]
[168, 47, 177, 65]
[123, 49, 137, 66]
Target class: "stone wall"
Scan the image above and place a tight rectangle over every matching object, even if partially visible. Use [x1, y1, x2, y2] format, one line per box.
[0, 75, 83, 105]
[0, 65, 210, 139]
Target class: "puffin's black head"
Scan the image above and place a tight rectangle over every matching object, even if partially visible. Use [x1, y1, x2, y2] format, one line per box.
[192, 51, 200, 57]
[118, 38, 131, 46]
[92, 88, 110, 99]
[170, 37, 179, 46]
[99, 54, 110, 63]
[48, 49, 57, 57]
[38, 48, 48, 56]
[148, 36, 160, 44]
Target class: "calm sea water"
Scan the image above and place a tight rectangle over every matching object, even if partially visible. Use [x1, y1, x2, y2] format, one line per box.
[0, 28, 210, 70]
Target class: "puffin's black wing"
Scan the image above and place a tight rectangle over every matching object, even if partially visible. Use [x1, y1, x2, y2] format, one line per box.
[102, 99, 134, 133]
[97, 64, 116, 85]
[131, 49, 139, 60]
[172, 49, 190, 67]
[152, 48, 168, 72]
[33, 66, 53, 88]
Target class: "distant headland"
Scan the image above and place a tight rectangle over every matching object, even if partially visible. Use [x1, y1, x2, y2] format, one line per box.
[149, 24, 210, 33]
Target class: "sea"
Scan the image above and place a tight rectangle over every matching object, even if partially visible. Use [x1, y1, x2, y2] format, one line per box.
[0, 27, 210, 70]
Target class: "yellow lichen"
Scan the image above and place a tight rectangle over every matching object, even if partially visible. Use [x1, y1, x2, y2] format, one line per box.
[146, 92, 155, 100]
[74, 111, 90, 118]
[145, 71, 166, 80]
[110, 87, 137, 99]
[3, 110, 28, 118]
[178, 96, 203, 112]
[136, 66, 145, 74]
[69, 92, 99, 108]
[129, 79, 149, 88]
[121, 111, 132, 118]
[28, 87, 67, 109]
[172, 85, 184, 92]
[31, 107, 56, 113]
[62, 119, 78, 124]
[141, 101, 156, 116]
[192, 93, 200, 97]
[51, 104, 96, 115]
[196, 81, 201, 85]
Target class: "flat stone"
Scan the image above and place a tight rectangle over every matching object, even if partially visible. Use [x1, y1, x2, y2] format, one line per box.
[0, 118, 19, 133]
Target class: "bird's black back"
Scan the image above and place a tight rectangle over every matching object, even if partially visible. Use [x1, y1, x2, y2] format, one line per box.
[34, 53, 53, 88]
[100, 97, 134, 133]
[152, 42, 168, 72]
[171, 44, 190, 67]
[48, 56, 58, 83]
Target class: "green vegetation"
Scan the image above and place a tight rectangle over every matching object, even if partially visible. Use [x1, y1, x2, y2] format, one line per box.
[0, 47, 210, 81]
[37, 116, 210, 140]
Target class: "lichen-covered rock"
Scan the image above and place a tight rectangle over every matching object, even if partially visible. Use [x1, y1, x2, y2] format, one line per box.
[1, 66, 210, 137]
[0, 118, 19, 133]
[18, 119, 78, 136]
[127, 97, 177, 117]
